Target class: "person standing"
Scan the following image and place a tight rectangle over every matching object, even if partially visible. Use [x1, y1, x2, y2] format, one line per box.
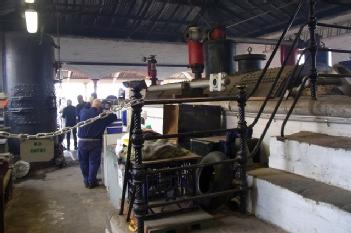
[78, 99, 117, 188]
[62, 99, 77, 150]
[76, 95, 87, 122]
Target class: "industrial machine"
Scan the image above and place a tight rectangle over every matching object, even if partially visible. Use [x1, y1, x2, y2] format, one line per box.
[2, 32, 63, 165]
[117, 1, 351, 232]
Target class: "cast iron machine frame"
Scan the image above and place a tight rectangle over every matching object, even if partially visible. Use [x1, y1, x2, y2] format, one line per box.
[119, 80, 248, 233]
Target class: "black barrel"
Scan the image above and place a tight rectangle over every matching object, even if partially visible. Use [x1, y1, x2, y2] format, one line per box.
[4, 32, 57, 155]
[204, 39, 235, 77]
[234, 53, 266, 73]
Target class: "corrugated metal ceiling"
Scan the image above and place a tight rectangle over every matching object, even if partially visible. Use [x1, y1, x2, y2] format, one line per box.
[0, 0, 350, 41]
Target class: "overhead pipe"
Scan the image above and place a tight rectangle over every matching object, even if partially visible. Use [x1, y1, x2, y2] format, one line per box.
[228, 37, 293, 46]
[62, 61, 187, 67]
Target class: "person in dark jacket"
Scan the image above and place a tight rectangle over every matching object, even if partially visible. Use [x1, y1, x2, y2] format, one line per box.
[76, 95, 87, 122]
[78, 99, 117, 188]
[62, 99, 77, 150]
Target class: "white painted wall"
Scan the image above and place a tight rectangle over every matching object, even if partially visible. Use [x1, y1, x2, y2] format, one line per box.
[54, 36, 188, 79]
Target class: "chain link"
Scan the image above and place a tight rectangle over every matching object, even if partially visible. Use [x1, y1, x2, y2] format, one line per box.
[0, 100, 142, 140]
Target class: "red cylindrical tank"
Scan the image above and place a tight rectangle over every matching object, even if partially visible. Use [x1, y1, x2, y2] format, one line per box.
[188, 40, 204, 66]
[280, 44, 298, 66]
[209, 26, 226, 40]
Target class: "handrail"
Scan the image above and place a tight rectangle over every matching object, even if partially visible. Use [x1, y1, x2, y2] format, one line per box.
[249, 53, 309, 158]
[248, 0, 304, 98]
[249, 25, 306, 128]
[280, 76, 309, 138]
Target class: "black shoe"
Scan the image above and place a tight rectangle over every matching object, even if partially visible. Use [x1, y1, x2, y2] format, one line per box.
[88, 181, 100, 189]
[84, 182, 89, 188]
[74, 146, 78, 150]
[87, 184, 96, 189]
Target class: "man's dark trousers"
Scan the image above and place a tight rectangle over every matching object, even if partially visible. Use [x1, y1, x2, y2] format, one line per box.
[66, 128, 77, 150]
[78, 140, 102, 186]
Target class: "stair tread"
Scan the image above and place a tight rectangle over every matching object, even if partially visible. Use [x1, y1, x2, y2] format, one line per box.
[249, 168, 351, 214]
[280, 131, 351, 150]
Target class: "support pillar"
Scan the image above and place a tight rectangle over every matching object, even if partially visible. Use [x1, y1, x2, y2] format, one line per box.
[92, 79, 98, 94]
[237, 86, 248, 213]
[308, 0, 318, 100]
[128, 80, 147, 233]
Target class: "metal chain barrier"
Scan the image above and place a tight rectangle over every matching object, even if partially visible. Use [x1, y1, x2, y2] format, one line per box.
[0, 99, 143, 140]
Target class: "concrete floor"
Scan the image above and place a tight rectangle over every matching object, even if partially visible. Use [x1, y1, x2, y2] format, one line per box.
[5, 152, 286, 233]
[5, 156, 114, 233]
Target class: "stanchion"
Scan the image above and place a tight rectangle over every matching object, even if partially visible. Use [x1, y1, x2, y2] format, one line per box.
[128, 81, 147, 233]
[237, 86, 248, 213]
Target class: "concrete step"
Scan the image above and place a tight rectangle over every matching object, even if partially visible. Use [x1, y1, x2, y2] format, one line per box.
[106, 209, 286, 233]
[269, 131, 351, 191]
[248, 168, 351, 233]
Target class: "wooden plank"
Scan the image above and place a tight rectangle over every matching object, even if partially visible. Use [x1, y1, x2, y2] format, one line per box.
[145, 210, 214, 233]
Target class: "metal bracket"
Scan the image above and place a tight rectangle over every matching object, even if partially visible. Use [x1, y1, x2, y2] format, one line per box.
[209, 72, 227, 92]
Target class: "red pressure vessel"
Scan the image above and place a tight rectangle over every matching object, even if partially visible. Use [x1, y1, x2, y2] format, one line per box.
[188, 40, 204, 66]
[209, 26, 226, 40]
[280, 44, 298, 66]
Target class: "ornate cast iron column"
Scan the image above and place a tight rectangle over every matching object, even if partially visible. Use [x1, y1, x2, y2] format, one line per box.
[308, 0, 318, 100]
[128, 80, 147, 233]
[237, 86, 248, 213]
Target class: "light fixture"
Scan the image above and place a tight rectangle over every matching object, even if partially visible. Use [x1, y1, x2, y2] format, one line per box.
[24, 0, 35, 3]
[25, 9, 38, 33]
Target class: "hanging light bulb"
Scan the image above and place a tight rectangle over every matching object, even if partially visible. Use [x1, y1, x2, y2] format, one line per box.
[25, 9, 38, 33]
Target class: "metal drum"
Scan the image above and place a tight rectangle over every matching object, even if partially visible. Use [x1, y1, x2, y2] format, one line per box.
[204, 39, 235, 77]
[4, 32, 57, 155]
[234, 47, 266, 73]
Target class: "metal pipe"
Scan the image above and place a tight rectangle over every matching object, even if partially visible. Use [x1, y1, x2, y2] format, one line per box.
[147, 82, 182, 92]
[144, 96, 238, 105]
[146, 158, 240, 175]
[62, 61, 188, 67]
[147, 188, 242, 208]
[228, 37, 292, 46]
[317, 22, 351, 31]
[144, 128, 238, 141]
[147, 79, 210, 92]
[318, 73, 351, 78]
[319, 48, 351, 54]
